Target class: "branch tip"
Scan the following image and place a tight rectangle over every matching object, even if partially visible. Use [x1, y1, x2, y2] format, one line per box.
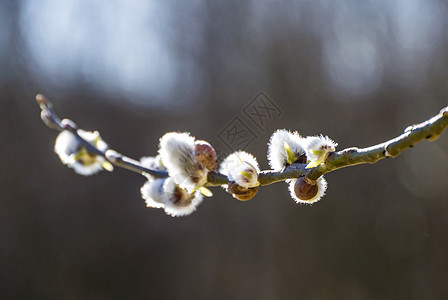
[35, 94, 51, 108]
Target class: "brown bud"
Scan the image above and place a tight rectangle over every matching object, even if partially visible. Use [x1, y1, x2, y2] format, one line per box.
[227, 181, 258, 201]
[294, 177, 318, 201]
[194, 140, 217, 171]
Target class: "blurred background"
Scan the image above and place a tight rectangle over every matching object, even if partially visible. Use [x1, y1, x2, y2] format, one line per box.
[1, 0, 448, 299]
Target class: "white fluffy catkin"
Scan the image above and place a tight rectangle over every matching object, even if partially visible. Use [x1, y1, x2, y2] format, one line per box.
[220, 151, 260, 188]
[267, 129, 307, 171]
[161, 178, 203, 217]
[140, 154, 203, 217]
[54, 130, 110, 176]
[304, 135, 337, 166]
[159, 132, 207, 193]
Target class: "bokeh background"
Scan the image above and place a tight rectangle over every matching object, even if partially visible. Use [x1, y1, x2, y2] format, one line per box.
[1, 0, 448, 299]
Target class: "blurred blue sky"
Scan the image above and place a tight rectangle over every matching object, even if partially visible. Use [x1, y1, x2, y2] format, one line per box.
[12, 0, 448, 105]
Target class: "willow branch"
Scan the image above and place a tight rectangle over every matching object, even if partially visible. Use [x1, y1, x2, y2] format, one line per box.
[37, 94, 448, 188]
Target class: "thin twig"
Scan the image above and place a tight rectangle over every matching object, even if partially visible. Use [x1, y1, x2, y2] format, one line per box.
[36, 94, 168, 178]
[36, 95, 448, 188]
